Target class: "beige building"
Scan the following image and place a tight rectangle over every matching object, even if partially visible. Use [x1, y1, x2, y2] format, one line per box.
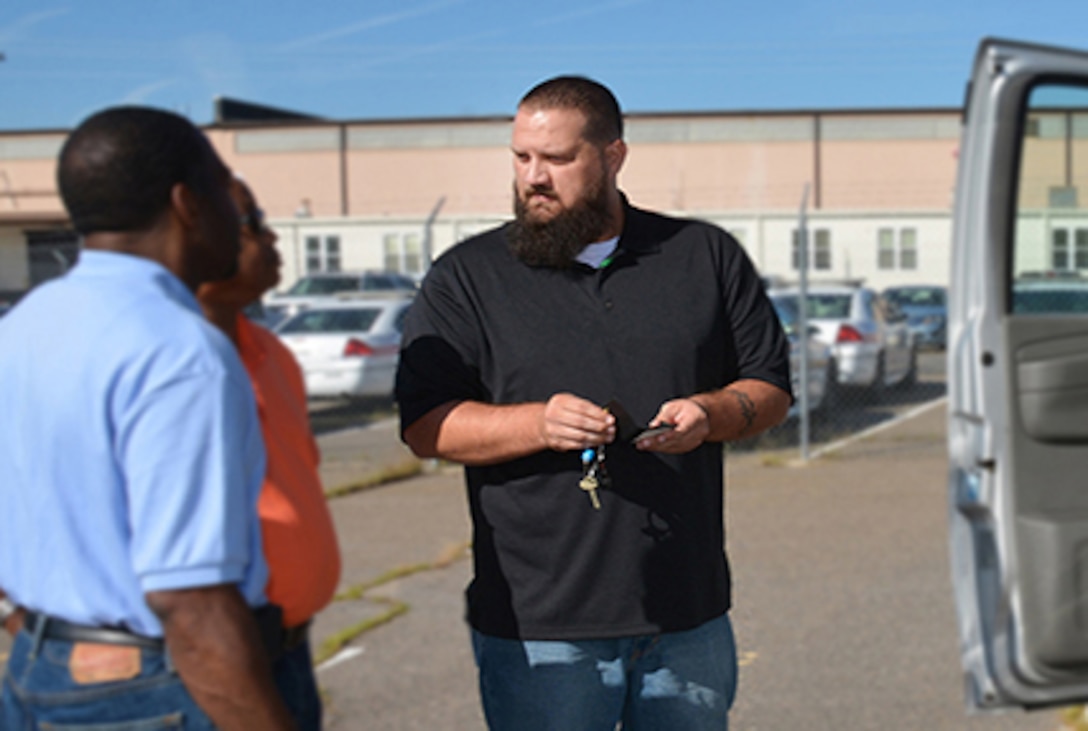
[0, 107, 978, 297]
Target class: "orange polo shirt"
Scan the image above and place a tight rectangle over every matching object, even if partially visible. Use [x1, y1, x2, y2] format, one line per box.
[237, 315, 341, 628]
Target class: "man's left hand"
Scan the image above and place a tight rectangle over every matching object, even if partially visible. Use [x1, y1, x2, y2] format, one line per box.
[634, 398, 710, 454]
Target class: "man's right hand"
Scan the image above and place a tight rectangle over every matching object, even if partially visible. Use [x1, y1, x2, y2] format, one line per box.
[404, 394, 615, 466]
[146, 585, 295, 731]
[540, 393, 616, 452]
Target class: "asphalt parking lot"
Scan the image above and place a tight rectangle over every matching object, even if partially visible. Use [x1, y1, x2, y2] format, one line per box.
[5, 352, 1071, 729]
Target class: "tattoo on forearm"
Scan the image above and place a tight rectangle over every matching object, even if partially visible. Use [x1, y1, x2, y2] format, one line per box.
[727, 388, 757, 437]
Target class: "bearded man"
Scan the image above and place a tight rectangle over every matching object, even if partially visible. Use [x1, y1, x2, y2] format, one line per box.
[395, 76, 792, 731]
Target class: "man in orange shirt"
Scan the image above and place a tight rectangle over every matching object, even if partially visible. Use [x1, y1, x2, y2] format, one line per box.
[198, 177, 342, 731]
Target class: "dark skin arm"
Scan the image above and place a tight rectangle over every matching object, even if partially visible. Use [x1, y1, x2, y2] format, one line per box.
[402, 380, 790, 464]
[0, 588, 25, 636]
[146, 585, 295, 731]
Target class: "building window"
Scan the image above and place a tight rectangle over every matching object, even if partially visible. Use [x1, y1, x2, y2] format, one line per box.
[877, 227, 917, 270]
[813, 229, 832, 270]
[877, 229, 896, 269]
[1052, 229, 1070, 270]
[27, 229, 81, 287]
[792, 228, 831, 271]
[1051, 228, 1088, 270]
[383, 232, 425, 275]
[305, 235, 341, 273]
[1077, 229, 1088, 269]
[900, 228, 917, 270]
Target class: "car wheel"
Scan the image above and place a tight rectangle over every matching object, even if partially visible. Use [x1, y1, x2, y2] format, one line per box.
[817, 358, 838, 414]
[897, 347, 918, 389]
[867, 352, 885, 402]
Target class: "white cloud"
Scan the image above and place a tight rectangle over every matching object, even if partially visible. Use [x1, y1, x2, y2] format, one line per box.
[279, 0, 464, 51]
[0, 7, 70, 45]
[120, 78, 180, 105]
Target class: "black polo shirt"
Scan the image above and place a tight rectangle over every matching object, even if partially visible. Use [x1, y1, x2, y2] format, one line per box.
[396, 201, 790, 640]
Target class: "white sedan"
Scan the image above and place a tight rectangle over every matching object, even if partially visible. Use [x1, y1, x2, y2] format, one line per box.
[769, 285, 915, 395]
[274, 295, 414, 399]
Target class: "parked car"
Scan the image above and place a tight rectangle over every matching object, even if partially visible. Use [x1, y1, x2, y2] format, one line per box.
[948, 37, 1088, 711]
[771, 297, 833, 417]
[264, 270, 418, 328]
[274, 294, 414, 399]
[882, 285, 947, 350]
[1011, 274, 1088, 314]
[768, 284, 916, 395]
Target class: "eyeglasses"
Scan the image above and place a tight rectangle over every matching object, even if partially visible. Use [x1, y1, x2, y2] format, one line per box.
[239, 207, 267, 235]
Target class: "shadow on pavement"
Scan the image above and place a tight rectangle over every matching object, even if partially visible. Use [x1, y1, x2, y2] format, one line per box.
[731, 378, 947, 453]
[309, 396, 398, 436]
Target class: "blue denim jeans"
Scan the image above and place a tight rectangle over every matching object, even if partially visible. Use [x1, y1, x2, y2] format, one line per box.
[272, 639, 322, 731]
[2, 628, 215, 729]
[471, 612, 737, 731]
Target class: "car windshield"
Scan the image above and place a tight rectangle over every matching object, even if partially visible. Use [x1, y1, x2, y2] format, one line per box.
[278, 307, 382, 334]
[1012, 283, 1088, 314]
[771, 299, 798, 330]
[885, 287, 945, 307]
[773, 293, 852, 319]
[284, 276, 358, 296]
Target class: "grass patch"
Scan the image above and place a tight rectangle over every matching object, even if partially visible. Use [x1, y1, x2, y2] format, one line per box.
[334, 562, 433, 601]
[1060, 706, 1088, 730]
[313, 542, 471, 667]
[313, 598, 408, 666]
[323, 458, 423, 500]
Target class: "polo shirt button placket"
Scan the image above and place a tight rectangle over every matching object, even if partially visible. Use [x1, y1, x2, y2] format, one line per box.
[604, 300, 614, 311]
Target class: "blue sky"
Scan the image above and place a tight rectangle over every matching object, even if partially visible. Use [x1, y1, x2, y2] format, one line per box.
[1, 0, 1086, 131]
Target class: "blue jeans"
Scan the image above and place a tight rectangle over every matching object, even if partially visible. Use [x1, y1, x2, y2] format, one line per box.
[272, 639, 322, 731]
[2, 628, 215, 729]
[471, 612, 737, 731]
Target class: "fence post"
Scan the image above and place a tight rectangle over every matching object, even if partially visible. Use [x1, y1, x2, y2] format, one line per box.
[798, 184, 811, 462]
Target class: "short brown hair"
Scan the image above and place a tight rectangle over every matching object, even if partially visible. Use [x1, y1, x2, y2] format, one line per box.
[519, 76, 623, 145]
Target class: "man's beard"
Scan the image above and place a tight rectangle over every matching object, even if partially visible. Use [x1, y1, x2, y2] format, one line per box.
[508, 179, 613, 270]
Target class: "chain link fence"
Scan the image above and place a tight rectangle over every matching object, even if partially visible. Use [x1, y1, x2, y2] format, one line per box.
[734, 348, 946, 457]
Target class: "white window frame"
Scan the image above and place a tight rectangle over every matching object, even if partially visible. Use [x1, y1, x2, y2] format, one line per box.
[382, 232, 424, 275]
[305, 235, 341, 273]
[876, 227, 918, 270]
[792, 228, 832, 271]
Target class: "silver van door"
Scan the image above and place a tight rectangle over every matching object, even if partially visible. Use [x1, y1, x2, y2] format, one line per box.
[950, 37, 1088, 710]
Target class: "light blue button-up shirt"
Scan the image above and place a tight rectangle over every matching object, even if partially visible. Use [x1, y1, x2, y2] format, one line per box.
[0, 250, 268, 637]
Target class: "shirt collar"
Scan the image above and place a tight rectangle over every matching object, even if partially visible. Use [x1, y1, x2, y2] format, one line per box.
[73, 250, 201, 315]
[611, 194, 663, 259]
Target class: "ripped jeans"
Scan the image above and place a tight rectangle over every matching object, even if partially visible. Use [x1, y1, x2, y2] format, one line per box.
[471, 612, 737, 731]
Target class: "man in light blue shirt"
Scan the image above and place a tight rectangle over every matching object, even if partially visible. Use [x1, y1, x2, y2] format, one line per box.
[0, 107, 295, 730]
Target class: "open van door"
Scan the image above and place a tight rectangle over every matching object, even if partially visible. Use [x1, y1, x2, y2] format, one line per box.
[950, 37, 1088, 710]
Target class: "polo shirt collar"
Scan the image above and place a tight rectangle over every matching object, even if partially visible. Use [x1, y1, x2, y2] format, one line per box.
[612, 194, 661, 259]
[73, 249, 202, 315]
